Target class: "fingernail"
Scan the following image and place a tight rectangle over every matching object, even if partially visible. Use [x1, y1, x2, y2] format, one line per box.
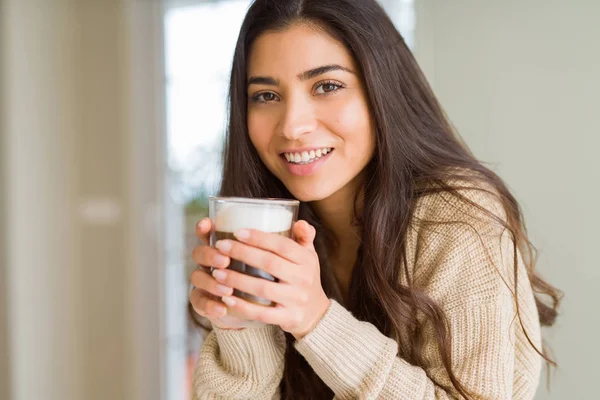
[221, 296, 236, 307]
[215, 240, 232, 253]
[234, 229, 250, 240]
[216, 284, 233, 296]
[212, 269, 227, 281]
[213, 254, 228, 266]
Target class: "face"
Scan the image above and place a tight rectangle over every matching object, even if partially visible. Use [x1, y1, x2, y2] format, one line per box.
[247, 23, 375, 202]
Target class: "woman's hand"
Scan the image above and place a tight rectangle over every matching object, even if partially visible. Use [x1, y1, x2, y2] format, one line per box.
[209, 220, 331, 339]
[189, 218, 252, 330]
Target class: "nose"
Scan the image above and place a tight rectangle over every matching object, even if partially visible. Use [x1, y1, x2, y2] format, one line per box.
[279, 95, 318, 141]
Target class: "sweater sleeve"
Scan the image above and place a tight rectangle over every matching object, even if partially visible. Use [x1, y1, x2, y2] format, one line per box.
[295, 299, 518, 399]
[294, 190, 542, 399]
[192, 324, 286, 400]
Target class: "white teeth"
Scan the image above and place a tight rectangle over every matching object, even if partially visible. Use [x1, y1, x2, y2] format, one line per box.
[283, 148, 333, 164]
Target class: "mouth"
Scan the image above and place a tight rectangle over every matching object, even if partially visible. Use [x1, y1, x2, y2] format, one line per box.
[279, 147, 334, 177]
[280, 147, 334, 165]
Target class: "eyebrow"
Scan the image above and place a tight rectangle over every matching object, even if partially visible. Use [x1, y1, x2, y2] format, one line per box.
[247, 64, 354, 87]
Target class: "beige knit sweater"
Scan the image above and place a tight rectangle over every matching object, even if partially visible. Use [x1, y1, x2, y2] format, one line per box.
[192, 187, 543, 399]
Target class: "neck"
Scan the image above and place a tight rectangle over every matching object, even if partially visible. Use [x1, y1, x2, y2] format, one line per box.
[310, 174, 365, 303]
[310, 173, 364, 259]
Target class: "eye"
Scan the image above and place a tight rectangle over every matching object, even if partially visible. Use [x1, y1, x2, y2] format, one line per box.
[251, 92, 280, 103]
[314, 81, 344, 96]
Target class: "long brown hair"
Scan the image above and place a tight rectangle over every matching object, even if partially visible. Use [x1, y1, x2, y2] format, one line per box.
[197, 0, 562, 398]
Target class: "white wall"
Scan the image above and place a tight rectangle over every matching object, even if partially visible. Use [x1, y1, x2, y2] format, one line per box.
[0, 2, 10, 398]
[414, 1, 600, 398]
[2, 1, 85, 398]
[1, 1, 166, 399]
[0, 1, 11, 394]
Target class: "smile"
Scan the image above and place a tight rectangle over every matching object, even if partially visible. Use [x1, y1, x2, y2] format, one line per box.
[283, 148, 333, 165]
[280, 148, 334, 177]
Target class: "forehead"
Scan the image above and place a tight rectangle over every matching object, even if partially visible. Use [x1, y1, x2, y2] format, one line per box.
[248, 23, 357, 77]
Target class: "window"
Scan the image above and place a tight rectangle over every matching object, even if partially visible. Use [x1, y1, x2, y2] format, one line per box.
[163, 2, 253, 399]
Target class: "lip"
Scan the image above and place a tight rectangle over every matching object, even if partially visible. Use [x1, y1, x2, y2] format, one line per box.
[281, 149, 334, 177]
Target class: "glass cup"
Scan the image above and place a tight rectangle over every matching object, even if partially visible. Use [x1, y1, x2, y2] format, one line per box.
[209, 197, 299, 324]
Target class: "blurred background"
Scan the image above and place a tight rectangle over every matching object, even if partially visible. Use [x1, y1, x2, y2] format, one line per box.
[1, 0, 598, 399]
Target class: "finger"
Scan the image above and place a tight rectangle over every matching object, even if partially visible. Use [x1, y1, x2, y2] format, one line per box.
[214, 239, 301, 283]
[220, 294, 286, 325]
[190, 269, 234, 297]
[191, 244, 231, 269]
[293, 220, 316, 250]
[195, 218, 212, 244]
[212, 268, 300, 306]
[231, 226, 308, 264]
[189, 288, 227, 318]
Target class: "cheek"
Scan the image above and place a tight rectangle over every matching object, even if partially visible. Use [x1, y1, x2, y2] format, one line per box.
[247, 113, 272, 152]
[328, 96, 374, 151]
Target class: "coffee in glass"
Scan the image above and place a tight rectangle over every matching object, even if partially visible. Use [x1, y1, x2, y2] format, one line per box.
[209, 197, 300, 307]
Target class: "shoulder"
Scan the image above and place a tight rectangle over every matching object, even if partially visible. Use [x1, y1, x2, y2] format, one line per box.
[406, 174, 517, 307]
[412, 175, 507, 234]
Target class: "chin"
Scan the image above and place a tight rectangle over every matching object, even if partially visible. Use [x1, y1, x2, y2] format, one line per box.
[286, 183, 337, 203]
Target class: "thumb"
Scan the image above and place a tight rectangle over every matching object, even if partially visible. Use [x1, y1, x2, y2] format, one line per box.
[294, 220, 316, 249]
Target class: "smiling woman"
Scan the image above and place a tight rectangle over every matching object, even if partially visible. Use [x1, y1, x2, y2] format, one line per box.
[188, 1, 561, 399]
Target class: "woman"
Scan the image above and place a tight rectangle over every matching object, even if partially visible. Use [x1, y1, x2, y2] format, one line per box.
[189, 0, 561, 398]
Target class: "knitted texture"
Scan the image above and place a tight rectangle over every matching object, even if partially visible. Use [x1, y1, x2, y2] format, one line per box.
[192, 188, 543, 399]
[193, 325, 285, 399]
